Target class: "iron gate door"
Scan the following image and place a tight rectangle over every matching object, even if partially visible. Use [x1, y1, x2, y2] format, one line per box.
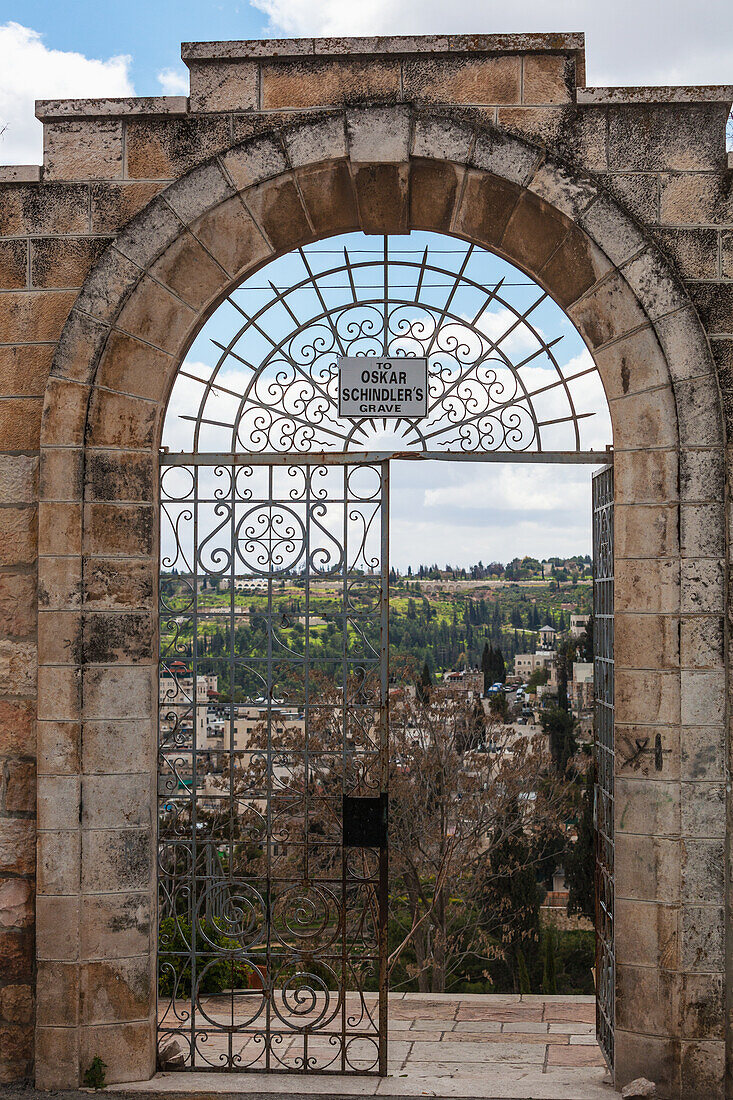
[158, 456, 389, 1074]
[592, 464, 614, 1074]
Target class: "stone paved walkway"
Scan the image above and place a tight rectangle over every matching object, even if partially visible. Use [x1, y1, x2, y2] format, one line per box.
[118, 994, 615, 1099]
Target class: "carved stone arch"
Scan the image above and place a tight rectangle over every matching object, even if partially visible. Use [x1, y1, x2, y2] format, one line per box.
[36, 104, 726, 1095]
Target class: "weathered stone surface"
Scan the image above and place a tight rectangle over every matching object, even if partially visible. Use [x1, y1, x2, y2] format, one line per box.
[297, 162, 359, 237]
[37, 720, 81, 776]
[82, 558, 153, 612]
[409, 159, 463, 233]
[524, 54, 574, 104]
[90, 180, 168, 234]
[0, 239, 27, 289]
[568, 271, 648, 349]
[188, 195, 272, 279]
[243, 172, 313, 251]
[31, 236, 109, 289]
[148, 230, 227, 311]
[621, 1076, 657, 1098]
[83, 503, 154, 557]
[352, 163, 409, 235]
[86, 390, 157, 450]
[188, 59, 257, 112]
[285, 113, 346, 167]
[403, 55, 521, 105]
[4, 759, 36, 814]
[79, 1018, 156, 1085]
[37, 609, 81, 665]
[261, 58, 401, 109]
[607, 104, 728, 171]
[83, 612, 154, 665]
[0, 985, 33, 1025]
[125, 116, 231, 179]
[38, 556, 82, 611]
[81, 666, 154, 720]
[36, 894, 78, 961]
[82, 720, 155, 776]
[80, 891, 151, 960]
[412, 114, 474, 163]
[80, 957, 154, 1024]
[0, 701, 35, 758]
[1, 42, 730, 1100]
[0, 574, 36, 637]
[37, 775, 80, 831]
[44, 119, 123, 181]
[0, 343, 54, 395]
[36, 830, 80, 895]
[347, 105, 410, 163]
[454, 170, 519, 248]
[0, 640, 37, 696]
[220, 134, 288, 191]
[81, 828, 153, 892]
[0, 879, 33, 929]
[38, 501, 81, 556]
[0, 397, 43, 450]
[113, 275, 197, 350]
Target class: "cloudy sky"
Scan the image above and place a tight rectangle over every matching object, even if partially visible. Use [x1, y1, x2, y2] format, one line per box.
[0, 1, 729, 567]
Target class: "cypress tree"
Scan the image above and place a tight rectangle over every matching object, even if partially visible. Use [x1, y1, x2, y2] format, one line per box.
[542, 926, 557, 995]
[566, 764, 596, 922]
[516, 947, 532, 994]
[416, 661, 432, 705]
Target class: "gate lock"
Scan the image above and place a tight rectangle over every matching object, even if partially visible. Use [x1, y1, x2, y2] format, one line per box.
[342, 794, 388, 849]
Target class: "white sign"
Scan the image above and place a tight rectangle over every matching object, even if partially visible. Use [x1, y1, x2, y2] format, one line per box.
[338, 357, 428, 418]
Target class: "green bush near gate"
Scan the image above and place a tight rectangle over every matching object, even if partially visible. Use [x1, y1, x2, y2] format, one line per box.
[158, 917, 259, 999]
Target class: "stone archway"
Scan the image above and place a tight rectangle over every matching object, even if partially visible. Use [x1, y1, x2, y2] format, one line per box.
[34, 104, 726, 1097]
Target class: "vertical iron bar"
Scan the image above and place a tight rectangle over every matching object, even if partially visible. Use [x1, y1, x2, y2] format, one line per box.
[265, 463, 273, 1071]
[303, 464, 312, 1074]
[228, 461, 236, 1069]
[190, 465, 199, 1066]
[593, 465, 614, 1076]
[340, 463, 349, 1071]
[378, 459, 390, 1077]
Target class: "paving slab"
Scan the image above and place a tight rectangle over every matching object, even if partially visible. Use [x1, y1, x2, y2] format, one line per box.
[405, 1042, 546, 1064]
[112, 994, 611, 1100]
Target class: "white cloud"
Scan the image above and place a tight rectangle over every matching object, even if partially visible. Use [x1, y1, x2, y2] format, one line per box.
[0, 22, 134, 164]
[249, 0, 733, 87]
[157, 67, 189, 96]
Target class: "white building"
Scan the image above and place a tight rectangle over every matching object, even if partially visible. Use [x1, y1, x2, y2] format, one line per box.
[514, 650, 556, 681]
[570, 662, 594, 711]
[537, 624, 557, 649]
[570, 614, 590, 638]
[159, 668, 219, 745]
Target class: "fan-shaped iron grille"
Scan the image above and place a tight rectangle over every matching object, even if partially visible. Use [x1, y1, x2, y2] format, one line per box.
[163, 233, 610, 459]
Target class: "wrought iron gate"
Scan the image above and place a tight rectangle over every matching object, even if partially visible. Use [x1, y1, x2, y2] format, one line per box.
[592, 464, 614, 1073]
[158, 456, 389, 1073]
[157, 229, 615, 1076]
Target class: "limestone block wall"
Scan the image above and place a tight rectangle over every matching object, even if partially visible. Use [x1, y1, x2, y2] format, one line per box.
[0, 32, 730, 1097]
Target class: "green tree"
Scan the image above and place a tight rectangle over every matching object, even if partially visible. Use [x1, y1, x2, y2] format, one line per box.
[482, 799, 545, 991]
[566, 764, 596, 922]
[489, 690, 509, 722]
[516, 946, 532, 994]
[542, 926, 557, 994]
[540, 706, 578, 776]
[416, 661, 432, 704]
[481, 642, 492, 694]
[527, 667, 549, 693]
[556, 638, 577, 711]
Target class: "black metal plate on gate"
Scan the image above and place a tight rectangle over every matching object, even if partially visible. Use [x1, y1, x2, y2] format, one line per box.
[343, 794, 388, 848]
